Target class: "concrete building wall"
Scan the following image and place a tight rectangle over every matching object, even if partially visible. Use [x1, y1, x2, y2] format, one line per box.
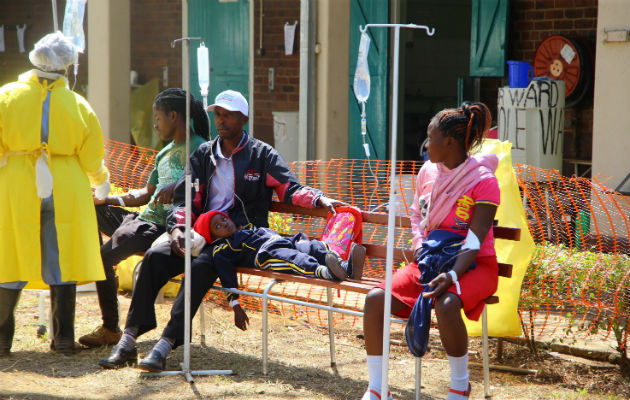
[252, 0, 301, 146]
[511, 0, 598, 175]
[87, 0, 130, 142]
[130, 0, 182, 91]
[592, 0, 630, 189]
[315, 0, 350, 160]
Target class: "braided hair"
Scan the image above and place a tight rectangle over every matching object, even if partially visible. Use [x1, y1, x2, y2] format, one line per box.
[153, 88, 210, 140]
[433, 102, 492, 153]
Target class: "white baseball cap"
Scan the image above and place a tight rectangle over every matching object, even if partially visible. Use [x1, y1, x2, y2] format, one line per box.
[207, 90, 249, 117]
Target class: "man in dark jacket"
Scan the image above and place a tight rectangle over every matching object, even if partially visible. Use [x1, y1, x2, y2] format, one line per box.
[100, 90, 340, 372]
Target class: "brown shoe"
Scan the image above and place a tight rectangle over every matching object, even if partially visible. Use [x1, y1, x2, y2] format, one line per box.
[79, 325, 122, 348]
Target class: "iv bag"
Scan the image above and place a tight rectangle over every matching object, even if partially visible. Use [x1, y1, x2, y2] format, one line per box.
[197, 44, 210, 97]
[353, 32, 371, 103]
[62, 0, 87, 53]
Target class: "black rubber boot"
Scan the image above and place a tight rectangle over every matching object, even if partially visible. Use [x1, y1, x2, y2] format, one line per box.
[50, 284, 78, 354]
[0, 288, 22, 356]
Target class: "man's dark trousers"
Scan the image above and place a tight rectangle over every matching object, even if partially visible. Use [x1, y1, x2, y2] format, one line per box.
[124, 241, 219, 347]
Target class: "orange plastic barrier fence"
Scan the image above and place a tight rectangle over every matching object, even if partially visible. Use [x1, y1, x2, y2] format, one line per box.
[516, 164, 629, 352]
[104, 139, 157, 191]
[104, 140, 629, 352]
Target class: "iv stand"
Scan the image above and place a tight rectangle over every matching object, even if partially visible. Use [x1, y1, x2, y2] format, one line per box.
[142, 0, 232, 382]
[358, 23, 434, 399]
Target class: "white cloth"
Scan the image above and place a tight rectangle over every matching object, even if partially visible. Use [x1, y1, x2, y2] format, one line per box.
[35, 152, 53, 198]
[190, 229, 206, 257]
[0, 25, 5, 52]
[16, 25, 26, 53]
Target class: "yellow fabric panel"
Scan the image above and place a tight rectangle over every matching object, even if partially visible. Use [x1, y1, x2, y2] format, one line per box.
[117, 255, 180, 298]
[130, 79, 162, 150]
[0, 71, 105, 287]
[464, 139, 535, 337]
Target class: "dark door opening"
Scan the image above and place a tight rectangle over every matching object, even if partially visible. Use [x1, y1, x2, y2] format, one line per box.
[399, 0, 471, 161]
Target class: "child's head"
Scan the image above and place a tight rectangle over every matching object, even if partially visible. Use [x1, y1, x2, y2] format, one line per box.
[209, 212, 237, 240]
[193, 210, 237, 243]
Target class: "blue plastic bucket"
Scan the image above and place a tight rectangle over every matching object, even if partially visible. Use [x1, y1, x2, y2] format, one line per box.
[507, 61, 534, 88]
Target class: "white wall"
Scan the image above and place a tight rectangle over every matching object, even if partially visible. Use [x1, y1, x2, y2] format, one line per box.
[315, 0, 350, 160]
[592, 0, 630, 190]
[87, 0, 130, 142]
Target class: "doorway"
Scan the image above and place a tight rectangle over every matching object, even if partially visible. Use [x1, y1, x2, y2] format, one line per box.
[399, 0, 471, 161]
[188, 0, 249, 137]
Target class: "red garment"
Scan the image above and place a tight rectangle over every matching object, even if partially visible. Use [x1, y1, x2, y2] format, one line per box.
[379, 256, 498, 321]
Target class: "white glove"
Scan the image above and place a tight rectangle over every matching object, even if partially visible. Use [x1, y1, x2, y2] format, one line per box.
[94, 181, 111, 200]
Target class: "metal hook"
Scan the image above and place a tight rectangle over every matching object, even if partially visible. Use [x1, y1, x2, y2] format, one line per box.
[360, 23, 435, 36]
[171, 36, 205, 48]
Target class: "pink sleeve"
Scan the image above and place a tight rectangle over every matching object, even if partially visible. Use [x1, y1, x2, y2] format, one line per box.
[471, 177, 500, 207]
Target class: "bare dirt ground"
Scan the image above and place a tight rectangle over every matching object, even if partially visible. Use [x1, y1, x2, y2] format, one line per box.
[0, 290, 627, 400]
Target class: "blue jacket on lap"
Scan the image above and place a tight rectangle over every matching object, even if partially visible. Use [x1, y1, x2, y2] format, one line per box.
[406, 229, 475, 357]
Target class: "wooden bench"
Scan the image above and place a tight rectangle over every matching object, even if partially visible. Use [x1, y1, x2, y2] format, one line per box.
[101, 140, 520, 396]
[209, 201, 520, 399]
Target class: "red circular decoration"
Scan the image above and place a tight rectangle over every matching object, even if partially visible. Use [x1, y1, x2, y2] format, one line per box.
[533, 35, 582, 98]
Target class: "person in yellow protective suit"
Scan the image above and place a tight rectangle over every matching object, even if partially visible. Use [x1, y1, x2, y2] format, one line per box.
[0, 31, 109, 355]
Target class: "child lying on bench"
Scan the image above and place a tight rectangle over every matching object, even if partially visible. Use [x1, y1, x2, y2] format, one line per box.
[192, 210, 366, 281]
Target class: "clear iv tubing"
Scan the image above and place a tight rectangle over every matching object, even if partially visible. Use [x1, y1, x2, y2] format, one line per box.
[360, 101, 370, 158]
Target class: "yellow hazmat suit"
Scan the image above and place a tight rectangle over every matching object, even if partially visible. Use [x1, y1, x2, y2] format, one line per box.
[0, 70, 107, 288]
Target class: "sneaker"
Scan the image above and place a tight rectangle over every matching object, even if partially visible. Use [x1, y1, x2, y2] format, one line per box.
[79, 325, 122, 348]
[324, 253, 347, 281]
[347, 243, 366, 280]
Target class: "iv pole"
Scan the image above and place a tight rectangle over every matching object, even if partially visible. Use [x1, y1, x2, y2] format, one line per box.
[143, 0, 232, 381]
[358, 23, 434, 399]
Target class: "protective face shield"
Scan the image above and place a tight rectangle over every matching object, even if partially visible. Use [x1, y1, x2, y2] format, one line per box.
[28, 31, 78, 72]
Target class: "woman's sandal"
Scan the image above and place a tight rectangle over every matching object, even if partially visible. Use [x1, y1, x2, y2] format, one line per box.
[448, 382, 472, 398]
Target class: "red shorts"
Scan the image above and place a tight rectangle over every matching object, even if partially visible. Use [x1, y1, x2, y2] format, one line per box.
[378, 256, 498, 321]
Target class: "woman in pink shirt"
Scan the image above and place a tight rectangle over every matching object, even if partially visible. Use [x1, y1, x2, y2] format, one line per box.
[361, 103, 499, 400]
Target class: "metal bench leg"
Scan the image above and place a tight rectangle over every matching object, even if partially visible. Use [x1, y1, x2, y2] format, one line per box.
[38, 290, 49, 336]
[482, 305, 490, 398]
[199, 300, 206, 347]
[262, 279, 279, 376]
[415, 357, 421, 400]
[326, 287, 336, 367]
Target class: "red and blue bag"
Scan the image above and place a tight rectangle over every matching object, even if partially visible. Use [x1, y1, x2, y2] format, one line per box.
[320, 205, 363, 260]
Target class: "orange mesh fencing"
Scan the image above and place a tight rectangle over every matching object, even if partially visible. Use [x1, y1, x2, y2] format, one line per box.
[104, 138, 157, 190]
[103, 139, 629, 352]
[516, 164, 630, 352]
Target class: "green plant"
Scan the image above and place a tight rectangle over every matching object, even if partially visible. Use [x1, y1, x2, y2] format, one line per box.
[520, 242, 630, 369]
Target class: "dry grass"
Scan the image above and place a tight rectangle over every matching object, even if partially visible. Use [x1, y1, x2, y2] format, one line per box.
[0, 290, 627, 400]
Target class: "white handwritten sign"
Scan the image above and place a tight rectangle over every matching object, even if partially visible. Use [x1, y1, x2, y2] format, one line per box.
[497, 80, 565, 171]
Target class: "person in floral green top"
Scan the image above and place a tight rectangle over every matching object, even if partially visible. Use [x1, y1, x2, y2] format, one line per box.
[79, 88, 208, 348]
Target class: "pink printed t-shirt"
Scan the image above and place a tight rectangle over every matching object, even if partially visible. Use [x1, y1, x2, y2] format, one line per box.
[437, 177, 500, 257]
